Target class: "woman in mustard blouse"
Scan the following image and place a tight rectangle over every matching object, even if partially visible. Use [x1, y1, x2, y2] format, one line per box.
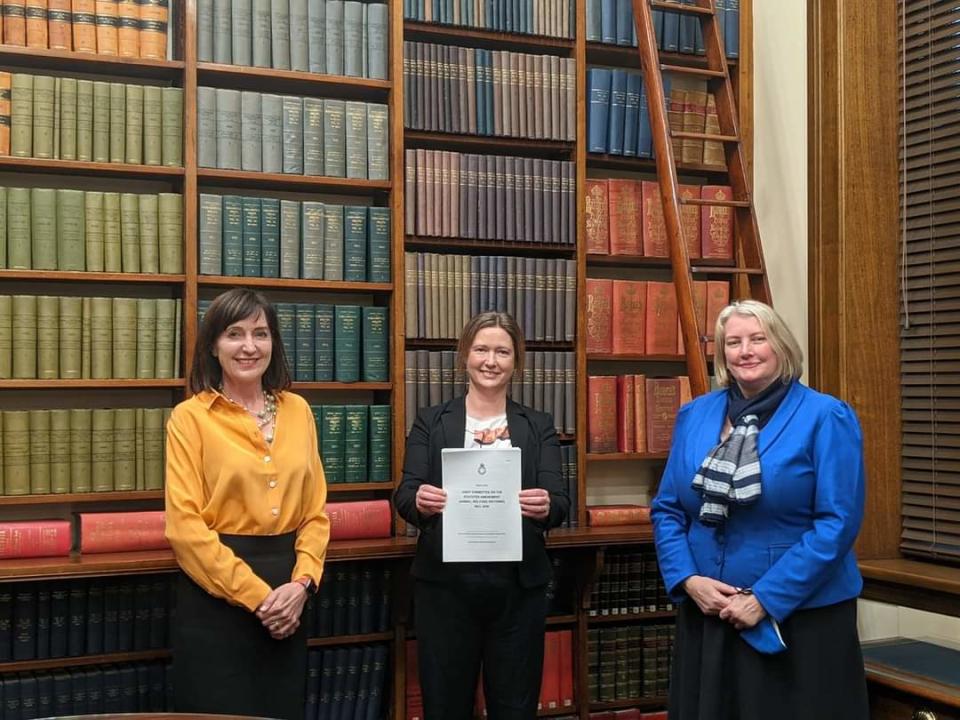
[164, 288, 330, 720]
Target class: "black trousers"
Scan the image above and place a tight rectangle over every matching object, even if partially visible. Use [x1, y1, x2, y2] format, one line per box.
[668, 598, 869, 720]
[172, 532, 307, 720]
[414, 567, 548, 720]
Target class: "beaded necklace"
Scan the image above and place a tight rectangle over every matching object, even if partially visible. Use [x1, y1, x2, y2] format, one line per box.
[220, 387, 278, 443]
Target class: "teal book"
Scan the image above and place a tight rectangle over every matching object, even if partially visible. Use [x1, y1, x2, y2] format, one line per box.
[344, 101, 367, 180]
[294, 303, 315, 382]
[367, 405, 390, 483]
[322, 204, 343, 281]
[361, 306, 388, 382]
[342, 205, 367, 282]
[222, 194, 244, 276]
[319, 405, 345, 484]
[301, 201, 325, 280]
[279, 199, 300, 279]
[365, 103, 388, 181]
[322, 99, 345, 178]
[334, 305, 361, 382]
[314, 304, 334, 382]
[366, 207, 390, 283]
[241, 196, 261, 277]
[274, 302, 297, 366]
[260, 197, 280, 278]
[342, 404, 368, 483]
[198, 193, 223, 275]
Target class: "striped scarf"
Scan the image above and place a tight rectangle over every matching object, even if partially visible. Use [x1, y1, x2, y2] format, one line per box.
[692, 380, 791, 526]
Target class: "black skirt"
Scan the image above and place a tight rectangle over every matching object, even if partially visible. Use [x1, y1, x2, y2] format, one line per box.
[172, 532, 307, 720]
[668, 598, 869, 720]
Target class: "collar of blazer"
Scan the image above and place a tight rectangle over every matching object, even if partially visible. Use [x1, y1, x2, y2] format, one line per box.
[438, 394, 531, 452]
[693, 380, 807, 460]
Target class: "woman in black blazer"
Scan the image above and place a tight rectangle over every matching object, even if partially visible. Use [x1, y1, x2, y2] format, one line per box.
[394, 311, 569, 720]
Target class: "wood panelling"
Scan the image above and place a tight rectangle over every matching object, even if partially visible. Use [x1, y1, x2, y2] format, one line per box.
[808, 0, 901, 560]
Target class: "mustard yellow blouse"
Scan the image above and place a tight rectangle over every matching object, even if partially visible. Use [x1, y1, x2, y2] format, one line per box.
[165, 389, 330, 612]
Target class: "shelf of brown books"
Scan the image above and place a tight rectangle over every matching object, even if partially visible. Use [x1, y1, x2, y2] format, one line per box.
[198, 276, 393, 294]
[587, 611, 677, 625]
[308, 633, 394, 649]
[403, 21, 575, 55]
[0, 157, 185, 180]
[586, 452, 668, 462]
[196, 169, 390, 195]
[0, 491, 164, 506]
[0, 270, 187, 284]
[0, 649, 172, 674]
[0, 380, 186, 389]
[0, 46, 185, 79]
[196, 63, 391, 100]
[406, 236, 577, 257]
[291, 382, 392, 391]
[586, 153, 728, 179]
[405, 130, 574, 158]
[589, 697, 669, 712]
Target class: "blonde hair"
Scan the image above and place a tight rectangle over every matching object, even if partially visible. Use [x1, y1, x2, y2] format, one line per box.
[456, 311, 525, 374]
[713, 300, 803, 387]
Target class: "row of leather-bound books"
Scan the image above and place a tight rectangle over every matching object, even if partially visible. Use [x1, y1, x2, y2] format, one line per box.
[403, 41, 576, 141]
[403, 0, 575, 39]
[587, 374, 690, 455]
[1, 295, 182, 381]
[589, 547, 673, 616]
[198, 0, 388, 79]
[0, 73, 183, 165]
[0, 188, 183, 274]
[0, 0, 170, 59]
[587, 623, 675, 703]
[308, 404, 391, 485]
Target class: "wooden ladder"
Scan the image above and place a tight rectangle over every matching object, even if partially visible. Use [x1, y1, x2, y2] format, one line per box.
[631, 0, 770, 396]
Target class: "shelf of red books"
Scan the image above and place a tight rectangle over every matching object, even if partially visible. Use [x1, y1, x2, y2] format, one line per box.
[197, 63, 391, 100]
[308, 632, 394, 648]
[0, 491, 164, 506]
[198, 276, 393, 294]
[405, 130, 574, 158]
[196, 169, 390, 195]
[587, 611, 676, 625]
[0, 380, 186, 389]
[0, 270, 187, 285]
[0, 46, 184, 79]
[0, 157, 185, 180]
[403, 21, 575, 55]
[406, 236, 576, 257]
[0, 649, 172, 675]
[586, 452, 668, 462]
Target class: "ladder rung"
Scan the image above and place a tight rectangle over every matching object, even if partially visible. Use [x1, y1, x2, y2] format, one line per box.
[671, 130, 739, 143]
[679, 197, 751, 208]
[660, 64, 726, 79]
[650, 0, 713, 17]
[691, 266, 765, 276]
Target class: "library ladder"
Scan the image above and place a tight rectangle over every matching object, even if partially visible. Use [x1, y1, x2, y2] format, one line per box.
[631, 0, 771, 397]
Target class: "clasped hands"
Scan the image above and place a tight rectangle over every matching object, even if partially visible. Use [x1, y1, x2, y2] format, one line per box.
[682, 575, 767, 630]
[256, 581, 308, 640]
[416, 483, 550, 520]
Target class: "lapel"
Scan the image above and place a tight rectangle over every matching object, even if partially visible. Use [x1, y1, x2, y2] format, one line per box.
[439, 395, 467, 450]
[756, 381, 805, 456]
[505, 399, 530, 456]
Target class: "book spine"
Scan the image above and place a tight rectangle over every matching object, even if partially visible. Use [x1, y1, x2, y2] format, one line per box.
[95, 0, 118, 55]
[78, 511, 169, 553]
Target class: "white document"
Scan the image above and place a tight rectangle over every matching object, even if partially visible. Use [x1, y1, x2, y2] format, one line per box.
[441, 447, 522, 562]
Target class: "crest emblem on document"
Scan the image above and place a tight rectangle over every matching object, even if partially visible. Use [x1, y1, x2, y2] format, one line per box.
[477, 463, 487, 476]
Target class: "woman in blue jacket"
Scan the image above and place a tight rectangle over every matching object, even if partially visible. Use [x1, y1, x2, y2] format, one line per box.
[651, 300, 868, 720]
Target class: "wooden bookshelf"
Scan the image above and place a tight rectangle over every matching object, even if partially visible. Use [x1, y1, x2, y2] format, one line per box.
[405, 130, 575, 157]
[0, 270, 187, 284]
[0, 650, 172, 674]
[0, 46, 184, 77]
[308, 632, 394, 648]
[587, 610, 676, 624]
[586, 152, 729, 178]
[197, 63, 392, 99]
[405, 236, 578, 257]
[197, 276, 393, 293]
[0, 157, 186, 179]
[586, 452, 669, 462]
[0, 379, 186, 389]
[0, 491, 164, 506]
[404, 21, 576, 54]
[589, 697, 669, 712]
[195, 169, 391, 194]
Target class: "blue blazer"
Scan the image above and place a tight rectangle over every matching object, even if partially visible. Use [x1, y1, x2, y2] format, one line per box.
[651, 381, 865, 623]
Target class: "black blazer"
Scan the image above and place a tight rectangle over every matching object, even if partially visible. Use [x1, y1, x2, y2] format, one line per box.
[394, 395, 569, 588]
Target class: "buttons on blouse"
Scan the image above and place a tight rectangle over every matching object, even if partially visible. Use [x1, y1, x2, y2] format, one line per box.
[264, 455, 272, 463]
[271, 507, 279, 516]
[269, 480, 277, 488]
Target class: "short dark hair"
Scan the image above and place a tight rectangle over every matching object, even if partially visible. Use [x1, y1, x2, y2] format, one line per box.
[189, 288, 292, 394]
[456, 311, 526, 374]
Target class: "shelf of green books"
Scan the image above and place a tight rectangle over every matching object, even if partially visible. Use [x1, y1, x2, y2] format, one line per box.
[0, 379, 185, 389]
[587, 611, 676, 625]
[586, 153, 728, 179]
[0, 46, 185, 79]
[589, 697, 668, 712]
[586, 452, 668, 462]
[405, 130, 574, 158]
[586, 42, 737, 71]
[197, 62, 391, 100]
[327, 482, 394, 493]
[0, 157, 185, 180]
[407, 339, 573, 350]
[406, 236, 577, 257]
[307, 632, 394, 648]
[291, 382, 392, 391]
[0, 649, 172, 675]
[403, 21, 575, 55]
[0, 270, 186, 284]
[0, 491, 164, 506]
[586, 353, 685, 362]
[197, 169, 391, 195]
[198, 276, 393, 293]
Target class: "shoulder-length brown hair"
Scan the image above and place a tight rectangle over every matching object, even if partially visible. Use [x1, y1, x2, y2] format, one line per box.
[189, 288, 292, 394]
[456, 311, 526, 374]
